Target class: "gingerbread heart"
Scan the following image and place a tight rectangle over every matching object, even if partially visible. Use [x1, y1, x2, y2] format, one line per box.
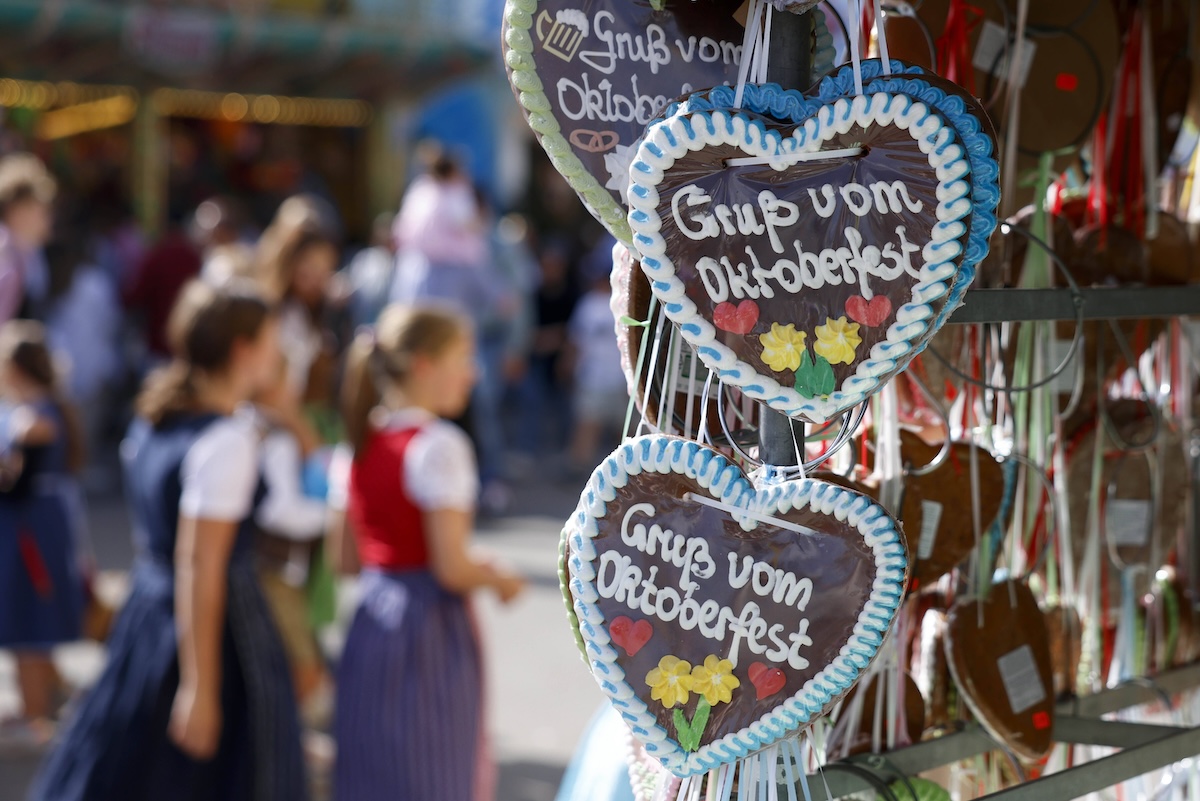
[945, 580, 1054, 761]
[563, 435, 908, 776]
[627, 85, 988, 422]
[502, 0, 747, 243]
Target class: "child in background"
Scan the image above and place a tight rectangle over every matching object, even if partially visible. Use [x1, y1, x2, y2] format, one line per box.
[566, 237, 627, 472]
[253, 365, 332, 726]
[0, 321, 86, 744]
[31, 281, 307, 801]
[330, 304, 525, 801]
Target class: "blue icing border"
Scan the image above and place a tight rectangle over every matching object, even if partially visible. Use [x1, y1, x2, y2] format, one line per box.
[560, 435, 909, 777]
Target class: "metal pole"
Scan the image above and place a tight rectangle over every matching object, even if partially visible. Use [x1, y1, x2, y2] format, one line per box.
[757, 9, 813, 467]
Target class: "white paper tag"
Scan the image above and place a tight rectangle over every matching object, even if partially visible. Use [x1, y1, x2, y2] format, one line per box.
[972, 20, 1037, 89]
[997, 644, 1046, 714]
[917, 500, 943, 561]
[1185, 320, 1200, 357]
[1048, 337, 1077, 395]
[1107, 499, 1152, 548]
[673, 345, 709, 396]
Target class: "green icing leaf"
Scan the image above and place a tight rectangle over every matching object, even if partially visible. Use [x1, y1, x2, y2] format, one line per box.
[673, 708, 693, 750]
[812, 354, 836, 397]
[793, 348, 816, 398]
[688, 698, 711, 751]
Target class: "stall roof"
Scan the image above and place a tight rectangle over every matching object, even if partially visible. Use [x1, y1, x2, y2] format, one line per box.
[0, 0, 494, 99]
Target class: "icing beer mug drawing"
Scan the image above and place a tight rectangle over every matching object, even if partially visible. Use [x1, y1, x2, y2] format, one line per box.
[536, 9, 587, 62]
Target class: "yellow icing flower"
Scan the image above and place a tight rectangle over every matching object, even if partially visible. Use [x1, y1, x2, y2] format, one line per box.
[759, 323, 807, 372]
[813, 316, 862, 365]
[689, 655, 741, 706]
[646, 655, 694, 709]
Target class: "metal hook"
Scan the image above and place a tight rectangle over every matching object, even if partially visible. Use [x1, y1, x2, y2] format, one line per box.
[902, 372, 954, 477]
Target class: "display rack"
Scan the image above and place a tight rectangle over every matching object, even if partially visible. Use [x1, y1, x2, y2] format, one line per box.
[948, 286, 1200, 324]
[804, 664, 1200, 801]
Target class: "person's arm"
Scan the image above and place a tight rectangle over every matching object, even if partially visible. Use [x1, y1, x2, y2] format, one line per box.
[168, 417, 259, 760]
[256, 433, 327, 541]
[324, 443, 359, 575]
[170, 515, 237, 759]
[425, 509, 521, 600]
[408, 424, 524, 601]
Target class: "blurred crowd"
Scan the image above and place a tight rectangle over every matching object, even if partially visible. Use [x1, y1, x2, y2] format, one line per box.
[0, 140, 628, 799]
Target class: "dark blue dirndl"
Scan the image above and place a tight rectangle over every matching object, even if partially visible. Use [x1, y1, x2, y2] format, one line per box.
[29, 414, 308, 801]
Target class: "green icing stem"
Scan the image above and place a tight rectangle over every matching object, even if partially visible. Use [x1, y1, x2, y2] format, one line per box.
[559, 529, 588, 662]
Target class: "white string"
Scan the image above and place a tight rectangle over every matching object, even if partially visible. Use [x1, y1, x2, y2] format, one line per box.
[726, 145, 863, 168]
[873, 0, 891, 74]
[733, 0, 764, 109]
[757, 4, 774, 84]
[683, 492, 819, 535]
[848, 0, 863, 95]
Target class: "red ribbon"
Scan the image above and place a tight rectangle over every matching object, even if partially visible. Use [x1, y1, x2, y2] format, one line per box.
[935, 0, 983, 94]
[18, 529, 53, 599]
[1105, 11, 1146, 238]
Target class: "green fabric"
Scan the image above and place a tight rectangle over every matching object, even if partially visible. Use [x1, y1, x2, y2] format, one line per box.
[306, 546, 338, 628]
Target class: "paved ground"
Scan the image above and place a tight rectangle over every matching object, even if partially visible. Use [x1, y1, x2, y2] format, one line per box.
[0, 468, 601, 800]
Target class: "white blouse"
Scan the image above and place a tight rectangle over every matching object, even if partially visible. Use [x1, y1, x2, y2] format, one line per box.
[179, 413, 261, 522]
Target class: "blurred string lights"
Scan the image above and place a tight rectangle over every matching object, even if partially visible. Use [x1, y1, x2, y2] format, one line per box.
[0, 77, 373, 139]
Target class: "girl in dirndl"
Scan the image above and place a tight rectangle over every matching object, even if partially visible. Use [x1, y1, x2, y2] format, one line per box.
[0, 320, 86, 744]
[330, 304, 525, 801]
[30, 281, 308, 801]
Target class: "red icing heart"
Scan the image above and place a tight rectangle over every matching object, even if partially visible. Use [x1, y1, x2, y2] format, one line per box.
[748, 662, 787, 700]
[609, 616, 653, 656]
[845, 295, 893, 328]
[712, 300, 760, 335]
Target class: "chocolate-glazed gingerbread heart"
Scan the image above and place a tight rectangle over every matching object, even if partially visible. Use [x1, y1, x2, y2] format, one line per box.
[945, 580, 1054, 761]
[503, 0, 749, 242]
[1043, 603, 1081, 698]
[900, 430, 1006, 588]
[629, 88, 981, 423]
[563, 435, 907, 776]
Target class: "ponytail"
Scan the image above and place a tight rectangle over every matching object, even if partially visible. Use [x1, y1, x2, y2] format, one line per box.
[136, 361, 199, 427]
[339, 304, 468, 457]
[340, 332, 380, 455]
[52, 392, 86, 475]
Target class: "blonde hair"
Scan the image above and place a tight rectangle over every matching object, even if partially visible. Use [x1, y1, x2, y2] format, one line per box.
[0, 153, 55, 216]
[340, 304, 469, 454]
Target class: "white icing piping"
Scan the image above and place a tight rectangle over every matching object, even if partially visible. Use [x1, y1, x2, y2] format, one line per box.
[563, 436, 908, 777]
[725, 145, 863, 168]
[627, 91, 969, 423]
[683, 491, 819, 535]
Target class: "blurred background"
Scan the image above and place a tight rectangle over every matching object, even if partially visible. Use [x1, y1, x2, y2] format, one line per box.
[0, 0, 617, 798]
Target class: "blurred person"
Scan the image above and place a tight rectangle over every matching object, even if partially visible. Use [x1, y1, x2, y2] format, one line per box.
[123, 212, 203, 367]
[255, 210, 339, 404]
[514, 237, 578, 457]
[339, 212, 396, 329]
[87, 190, 145, 295]
[193, 196, 248, 286]
[252, 362, 332, 726]
[329, 305, 525, 801]
[44, 237, 122, 481]
[30, 282, 308, 801]
[393, 141, 486, 269]
[565, 237, 626, 472]
[0, 321, 86, 745]
[0, 153, 56, 323]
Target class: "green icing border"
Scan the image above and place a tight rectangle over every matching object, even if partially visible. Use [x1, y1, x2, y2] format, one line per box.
[502, 0, 634, 243]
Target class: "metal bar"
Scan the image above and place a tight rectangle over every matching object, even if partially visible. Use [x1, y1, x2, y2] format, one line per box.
[757, 7, 812, 469]
[1052, 717, 1187, 749]
[985, 726, 1200, 801]
[948, 286, 1200, 324]
[1061, 663, 1200, 718]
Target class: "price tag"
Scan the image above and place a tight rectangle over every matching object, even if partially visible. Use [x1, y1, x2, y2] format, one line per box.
[1107, 499, 1152, 548]
[997, 644, 1046, 714]
[1047, 338, 1077, 395]
[917, 500, 943, 561]
[972, 21, 1038, 88]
